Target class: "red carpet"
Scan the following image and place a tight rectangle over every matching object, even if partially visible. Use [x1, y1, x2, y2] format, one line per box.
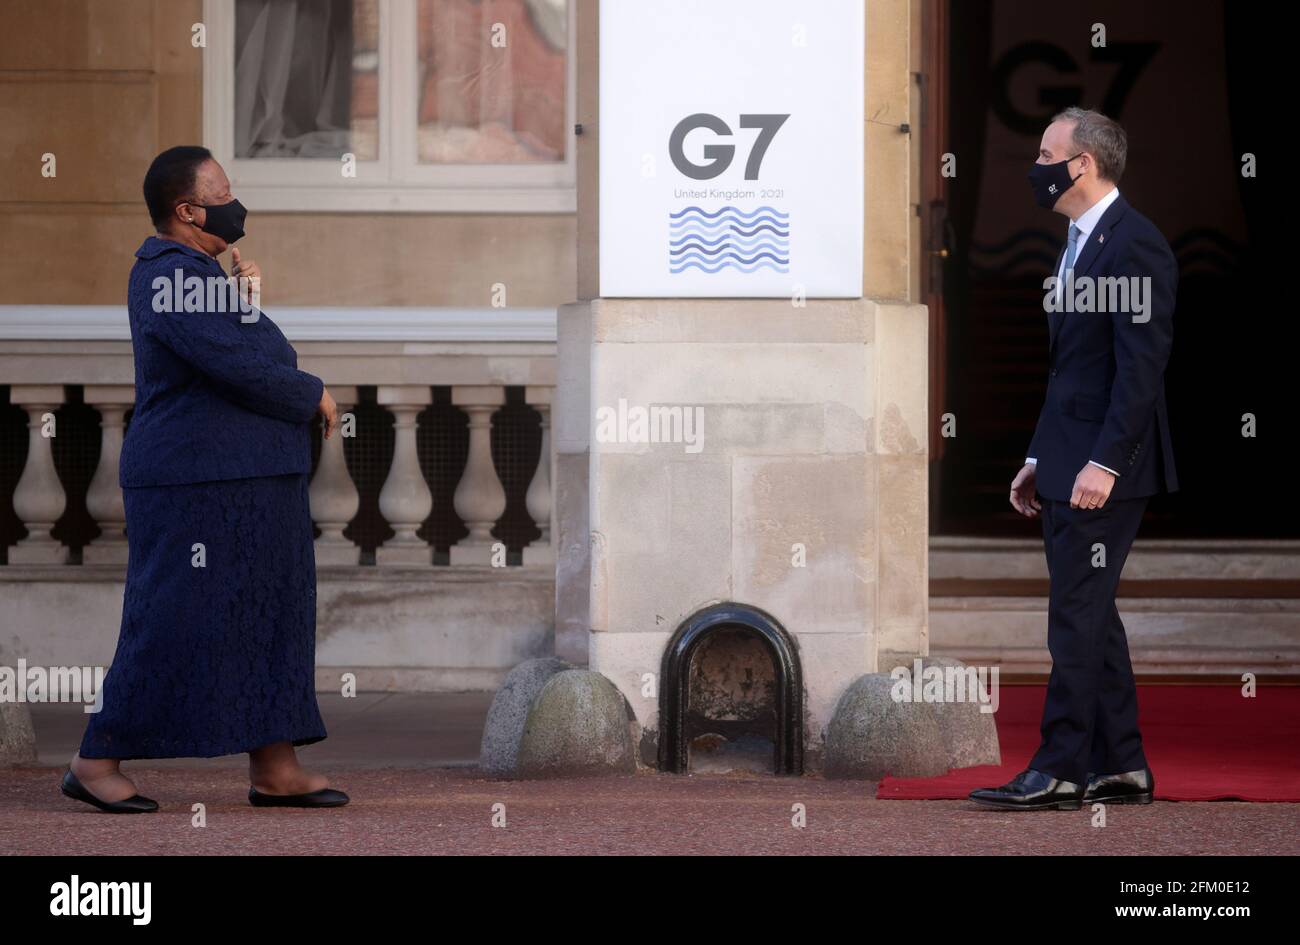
[877, 685, 1300, 802]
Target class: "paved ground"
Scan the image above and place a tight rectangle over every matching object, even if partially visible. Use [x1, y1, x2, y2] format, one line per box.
[5, 693, 1297, 855]
[29, 692, 494, 769]
[6, 766, 1298, 856]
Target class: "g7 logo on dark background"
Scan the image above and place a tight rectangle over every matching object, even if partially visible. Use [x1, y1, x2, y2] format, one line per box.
[991, 42, 1160, 135]
[668, 113, 790, 180]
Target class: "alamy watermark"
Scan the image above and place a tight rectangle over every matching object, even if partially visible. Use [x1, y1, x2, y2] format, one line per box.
[1044, 272, 1152, 323]
[0, 660, 104, 713]
[151, 267, 261, 321]
[889, 658, 1000, 714]
[594, 398, 704, 453]
[50, 875, 151, 925]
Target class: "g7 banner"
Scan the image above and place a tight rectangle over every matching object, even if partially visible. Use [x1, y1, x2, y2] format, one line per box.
[598, 0, 865, 298]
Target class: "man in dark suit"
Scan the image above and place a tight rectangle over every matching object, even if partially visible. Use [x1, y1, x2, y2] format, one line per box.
[970, 107, 1178, 810]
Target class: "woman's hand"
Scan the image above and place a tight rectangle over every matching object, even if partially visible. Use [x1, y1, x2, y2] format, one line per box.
[318, 386, 338, 439]
[230, 247, 262, 308]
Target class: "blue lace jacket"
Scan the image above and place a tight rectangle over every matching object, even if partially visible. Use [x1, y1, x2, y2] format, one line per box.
[119, 236, 324, 487]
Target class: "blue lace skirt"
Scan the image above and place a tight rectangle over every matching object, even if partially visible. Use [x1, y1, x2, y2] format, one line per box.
[79, 472, 327, 759]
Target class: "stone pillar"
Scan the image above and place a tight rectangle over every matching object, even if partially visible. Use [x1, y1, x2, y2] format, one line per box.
[309, 385, 360, 566]
[449, 386, 508, 566]
[82, 385, 134, 566]
[872, 304, 931, 671]
[376, 385, 433, 566]
[522, 386, 554, 567]
[551, 0, 929, 771]
[8, 385, 67, 565]
[562, 298, 933, 765]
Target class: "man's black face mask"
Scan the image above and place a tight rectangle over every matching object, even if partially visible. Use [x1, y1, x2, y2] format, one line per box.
[1028, 153, 1083, 209]
[186, 198, 247, 244]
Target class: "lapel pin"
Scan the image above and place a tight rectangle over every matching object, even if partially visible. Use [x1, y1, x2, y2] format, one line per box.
[1098, 234, 1104, 244]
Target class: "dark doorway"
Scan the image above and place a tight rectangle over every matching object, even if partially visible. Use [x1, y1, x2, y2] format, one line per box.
[924, 0, 1281, 538]
[658, 603, 803, 775]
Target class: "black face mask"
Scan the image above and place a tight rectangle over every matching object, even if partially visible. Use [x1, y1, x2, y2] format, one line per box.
[187, 198, 247, 244]
[1028, 153, 1083, 209]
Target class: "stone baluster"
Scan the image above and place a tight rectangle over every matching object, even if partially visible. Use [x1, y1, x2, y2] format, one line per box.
[82, 385, 134, 565]
[308, 385, 360, 566]
[523, 386, 554, 567]
[376, 386, 433, 565]
[450, 385, 507, 566]
[8, 385, 67, 565]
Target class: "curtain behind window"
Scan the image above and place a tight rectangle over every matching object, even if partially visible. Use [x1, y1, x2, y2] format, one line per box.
[416, 0, 567, 164]
[234, 0, 356, 158]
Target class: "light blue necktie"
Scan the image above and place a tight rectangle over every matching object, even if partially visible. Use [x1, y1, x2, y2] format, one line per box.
[1055, 223, 1081, 308]
[1064, 223, 1081, 274]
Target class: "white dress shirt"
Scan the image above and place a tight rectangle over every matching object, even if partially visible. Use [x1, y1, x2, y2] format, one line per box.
[1027, 186, 1121, 477]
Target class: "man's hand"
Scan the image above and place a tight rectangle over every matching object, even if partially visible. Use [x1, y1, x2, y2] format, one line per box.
[1070, 463, 1115, 510]
[1010, 462, 1041, 518]
[318, 386, 338, 438]
[230, 247, 262, 308]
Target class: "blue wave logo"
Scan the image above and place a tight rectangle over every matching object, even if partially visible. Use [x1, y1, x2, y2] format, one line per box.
[669, 205, 790, 274]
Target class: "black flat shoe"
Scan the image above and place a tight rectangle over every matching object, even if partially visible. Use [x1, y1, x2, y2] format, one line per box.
[1083, 767, 1155, 805]
[248, 785, 349, 808]
[60, 768, 158, 814]
[968, 768, 1084, 810]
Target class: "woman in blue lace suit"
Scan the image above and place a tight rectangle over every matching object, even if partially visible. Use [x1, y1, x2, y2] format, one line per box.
[63, 147, 348, 812]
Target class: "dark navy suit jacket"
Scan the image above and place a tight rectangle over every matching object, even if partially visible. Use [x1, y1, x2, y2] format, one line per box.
[1027, 193, 1179, 502]
[119, 236, 324, 488]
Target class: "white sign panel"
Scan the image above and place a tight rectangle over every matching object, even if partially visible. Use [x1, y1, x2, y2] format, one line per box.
[598, 0, 864, 298]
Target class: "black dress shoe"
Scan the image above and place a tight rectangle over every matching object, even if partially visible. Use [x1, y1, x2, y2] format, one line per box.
[248, 785, 350, 808]
[1083, 767, 1154, 805]
[60, 768, 159, 814]
[968, 768, 1084, 810]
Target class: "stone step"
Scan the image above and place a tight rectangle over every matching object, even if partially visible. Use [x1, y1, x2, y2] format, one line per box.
[931, 578, 1300, 599]
[929, 594, 1300, 676]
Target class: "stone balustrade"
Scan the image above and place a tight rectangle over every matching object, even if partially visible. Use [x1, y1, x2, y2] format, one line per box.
[0, 306, 557, 571]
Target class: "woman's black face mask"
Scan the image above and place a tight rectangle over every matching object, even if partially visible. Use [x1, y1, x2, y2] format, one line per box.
[185, 198, 247, 244]
[1027, 153, 1083, 209]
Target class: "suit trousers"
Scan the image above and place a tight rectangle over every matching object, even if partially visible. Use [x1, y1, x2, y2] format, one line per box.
[1028, 494, 1150, 785]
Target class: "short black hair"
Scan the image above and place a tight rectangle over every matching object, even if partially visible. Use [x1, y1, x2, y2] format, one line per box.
[143, 146, 213, 227]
